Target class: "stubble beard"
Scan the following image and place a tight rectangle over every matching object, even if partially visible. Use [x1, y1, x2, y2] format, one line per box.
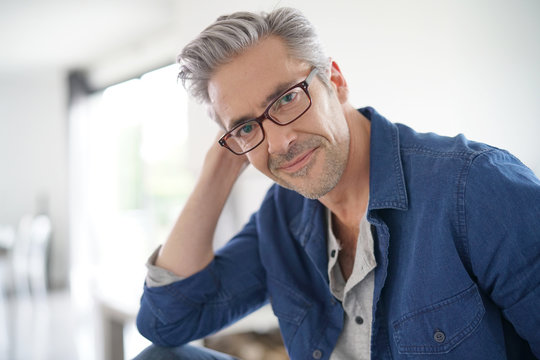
[269, 136, 349, 199]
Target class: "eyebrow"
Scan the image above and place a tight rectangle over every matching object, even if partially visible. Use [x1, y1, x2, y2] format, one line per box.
[227, 79, 300, 131]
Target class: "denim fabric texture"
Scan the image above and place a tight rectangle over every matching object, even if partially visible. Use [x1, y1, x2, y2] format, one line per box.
[137, 107, 540, 359]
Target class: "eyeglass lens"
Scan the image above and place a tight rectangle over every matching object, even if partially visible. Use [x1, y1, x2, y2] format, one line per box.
[225, 86, 311, 154]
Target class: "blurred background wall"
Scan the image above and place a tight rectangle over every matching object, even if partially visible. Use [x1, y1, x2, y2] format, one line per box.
[0, 0, 539, 305]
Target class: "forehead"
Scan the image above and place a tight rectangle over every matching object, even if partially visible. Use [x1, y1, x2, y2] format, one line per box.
[208, 36, 309, 129]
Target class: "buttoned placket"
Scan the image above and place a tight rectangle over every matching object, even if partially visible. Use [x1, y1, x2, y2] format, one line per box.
[327, 209, 377, 359]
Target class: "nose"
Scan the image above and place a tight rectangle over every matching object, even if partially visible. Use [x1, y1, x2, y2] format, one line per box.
[263, 120, 297, 155]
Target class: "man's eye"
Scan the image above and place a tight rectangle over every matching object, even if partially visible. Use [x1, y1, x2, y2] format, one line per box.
[241, 124, 253, 134]
[234, 122, 258, 137]
[278, 92, 296, 107]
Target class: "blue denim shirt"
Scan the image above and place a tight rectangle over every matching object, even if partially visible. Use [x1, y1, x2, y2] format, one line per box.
[137, 108, 540, 359]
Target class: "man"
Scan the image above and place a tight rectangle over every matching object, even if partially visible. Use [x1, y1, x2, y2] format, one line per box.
[135, 7, 540, 360]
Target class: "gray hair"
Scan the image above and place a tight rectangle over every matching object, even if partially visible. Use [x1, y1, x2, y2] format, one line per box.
[177, 7, 329, 105]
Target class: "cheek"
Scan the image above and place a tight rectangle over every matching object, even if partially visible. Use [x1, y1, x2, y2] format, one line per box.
[308, 99, 347, 141]
[247, 151, 271, 175]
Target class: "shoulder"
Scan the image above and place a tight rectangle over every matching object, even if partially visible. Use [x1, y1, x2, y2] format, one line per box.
[465, 147, 540, 209]
[396, 123, 494, 162]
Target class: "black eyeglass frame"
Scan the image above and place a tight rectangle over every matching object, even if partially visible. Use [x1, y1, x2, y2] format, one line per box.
[218, 68, 319, 155]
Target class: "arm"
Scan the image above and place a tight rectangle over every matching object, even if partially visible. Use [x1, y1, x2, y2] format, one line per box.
[137, 139, 269, 346]
[465, 149, 540, 356]
[137, 212, 268, 346]
[155, 137, 248, 277]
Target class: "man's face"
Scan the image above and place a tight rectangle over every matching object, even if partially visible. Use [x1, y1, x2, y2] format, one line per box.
[208, 36, 350, 199]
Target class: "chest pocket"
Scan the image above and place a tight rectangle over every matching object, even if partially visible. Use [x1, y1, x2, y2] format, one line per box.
[392, 284, 485, 354]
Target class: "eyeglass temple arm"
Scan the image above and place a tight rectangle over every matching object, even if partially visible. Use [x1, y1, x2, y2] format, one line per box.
[305, 67, 319, 86]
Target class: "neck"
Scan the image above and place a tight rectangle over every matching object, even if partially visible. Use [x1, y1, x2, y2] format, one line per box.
[319, 106, 371, 228]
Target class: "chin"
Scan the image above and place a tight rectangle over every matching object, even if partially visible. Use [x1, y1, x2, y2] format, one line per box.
[298, 185, 334, 200]
[277, 180, 334, 200]
[272, 168, 339, 199]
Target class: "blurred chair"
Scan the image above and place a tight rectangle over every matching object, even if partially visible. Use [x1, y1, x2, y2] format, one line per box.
[28, 215, 52, 298]
[12, 214, 52, 299]
[0, 224, 16, 291]
[12, 215, 33, 297]
[0, 224, 15, 356]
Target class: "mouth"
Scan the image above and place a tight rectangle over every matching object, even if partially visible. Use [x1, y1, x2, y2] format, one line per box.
[278, 147, 318, 174]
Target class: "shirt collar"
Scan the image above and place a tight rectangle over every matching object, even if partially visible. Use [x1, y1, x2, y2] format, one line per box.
[360, 107, 409, 211]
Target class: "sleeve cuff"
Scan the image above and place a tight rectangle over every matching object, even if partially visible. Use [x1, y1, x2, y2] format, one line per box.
[145, 245, 184, 287]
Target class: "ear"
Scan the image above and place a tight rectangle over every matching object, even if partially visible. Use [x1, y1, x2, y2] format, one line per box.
[329, 60, 349, 104]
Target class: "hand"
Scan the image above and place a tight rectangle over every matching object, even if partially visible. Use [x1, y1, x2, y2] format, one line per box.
[202, 132, 249, 182]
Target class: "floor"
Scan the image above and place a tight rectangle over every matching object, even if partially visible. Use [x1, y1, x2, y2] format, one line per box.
[0, 290, 150, 360]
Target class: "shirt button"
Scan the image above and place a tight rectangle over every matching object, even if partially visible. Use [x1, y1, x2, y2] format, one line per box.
[433, 329, 446, 343]
[330, 249, 336, 258]
[355, 316, 364, 325]
[312, 349, 322, 359]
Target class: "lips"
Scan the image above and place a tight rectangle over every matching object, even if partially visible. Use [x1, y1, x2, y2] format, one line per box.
[278, 147, 318, 174]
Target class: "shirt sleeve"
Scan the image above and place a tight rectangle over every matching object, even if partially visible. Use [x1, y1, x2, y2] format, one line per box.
[136, 211, 267, 347]
[464, 148, 540, 356]
[145, 245, 184, 288]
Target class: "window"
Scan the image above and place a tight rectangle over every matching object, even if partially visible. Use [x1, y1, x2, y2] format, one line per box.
[72, 64, 192, 274]
[69, 64, 193, 357]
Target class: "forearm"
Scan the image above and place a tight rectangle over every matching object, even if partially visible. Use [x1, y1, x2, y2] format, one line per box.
[155, 142, 246, 277]
[138, 209, 267, 346]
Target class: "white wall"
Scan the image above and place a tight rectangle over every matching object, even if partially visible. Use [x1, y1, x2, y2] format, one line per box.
[0, 69, 69, 288]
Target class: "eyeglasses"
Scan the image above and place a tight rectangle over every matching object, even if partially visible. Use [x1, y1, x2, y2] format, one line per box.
[218, 68, 318, 155]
